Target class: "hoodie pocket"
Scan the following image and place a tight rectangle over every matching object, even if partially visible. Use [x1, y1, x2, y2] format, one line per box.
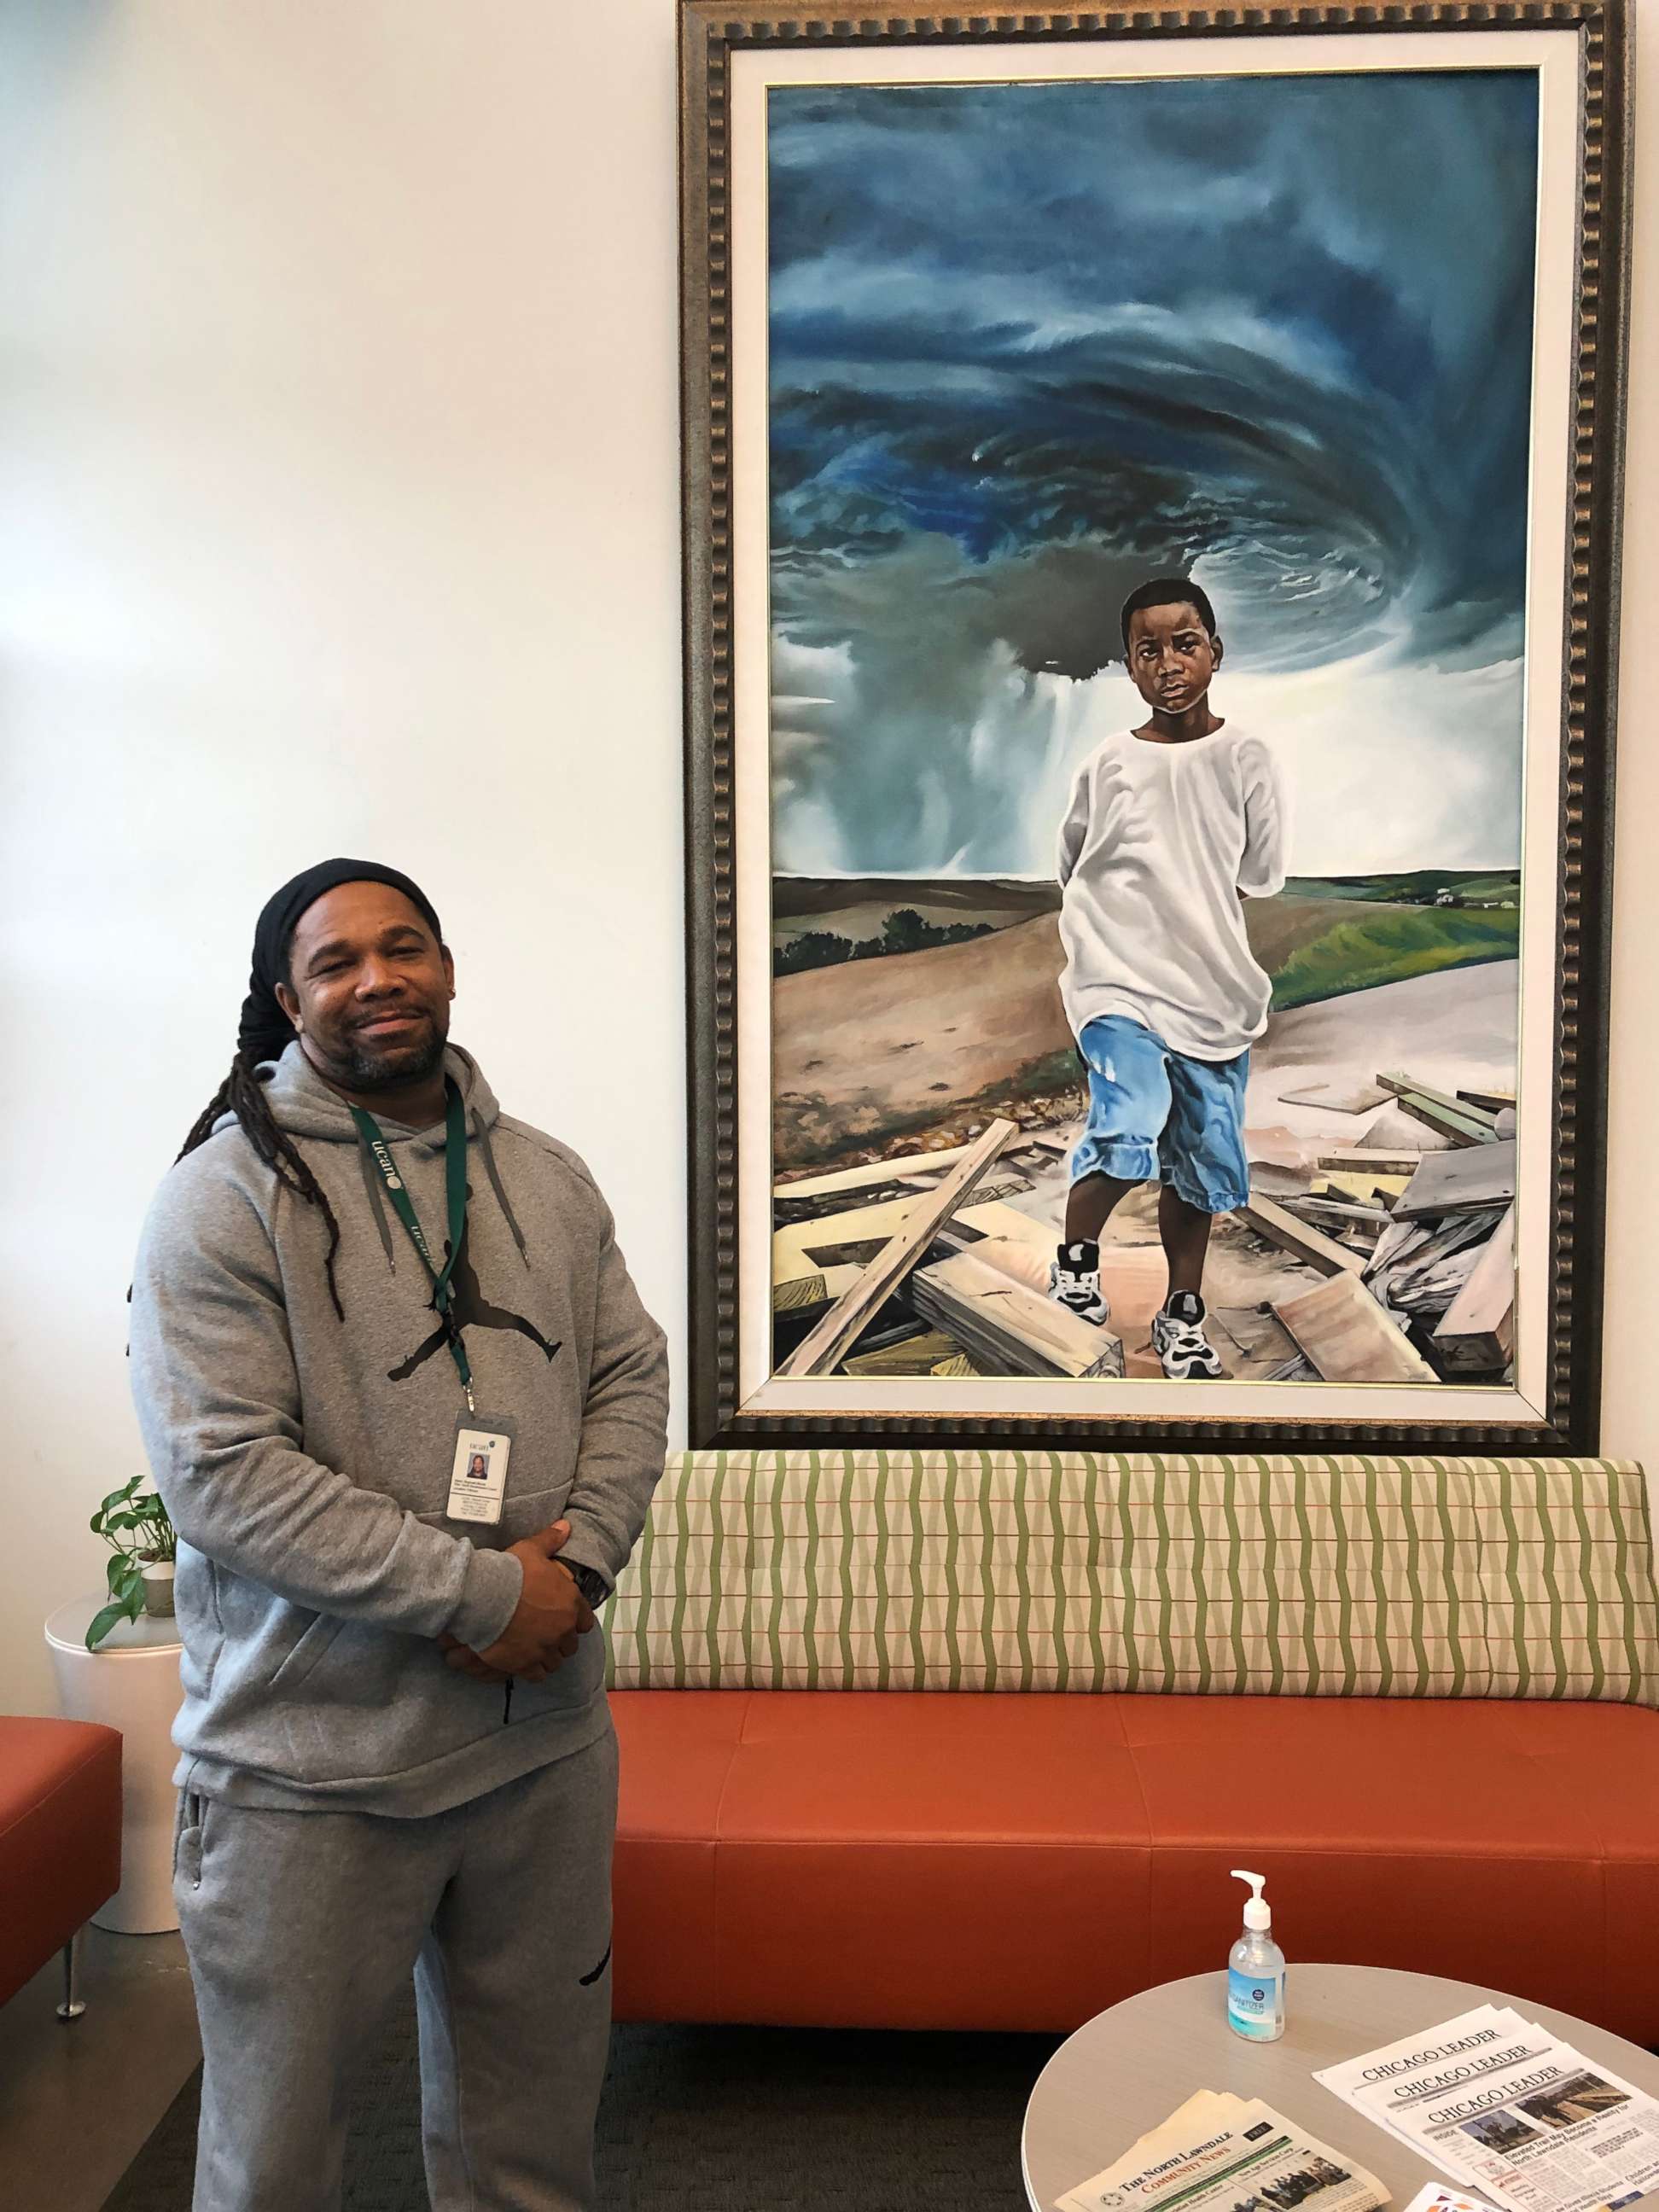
[267, 1612, 346, 1692]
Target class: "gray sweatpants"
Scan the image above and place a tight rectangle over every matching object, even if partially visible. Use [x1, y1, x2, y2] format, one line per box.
[174, 1721, 619, 2212]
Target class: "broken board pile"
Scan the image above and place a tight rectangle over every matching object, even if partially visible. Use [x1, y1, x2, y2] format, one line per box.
[771, 1122, 1125, 1382]
[1237, 1072, 1517, 1385]
[770, 1072, 1519, 1390]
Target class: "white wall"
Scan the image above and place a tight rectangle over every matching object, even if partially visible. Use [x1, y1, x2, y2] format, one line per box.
[0, 1, 686, 1711]
[0, 0, 1653, 1714]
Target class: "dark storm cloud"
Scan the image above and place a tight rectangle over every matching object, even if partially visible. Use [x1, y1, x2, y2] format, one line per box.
[765, 72, 1539, 871]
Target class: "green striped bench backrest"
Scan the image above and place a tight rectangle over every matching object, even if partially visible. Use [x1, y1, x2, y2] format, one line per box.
[602, 1452, 1659, 1705]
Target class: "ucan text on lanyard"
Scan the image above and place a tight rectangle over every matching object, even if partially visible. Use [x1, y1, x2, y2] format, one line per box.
[351, 1080, 476, 1413]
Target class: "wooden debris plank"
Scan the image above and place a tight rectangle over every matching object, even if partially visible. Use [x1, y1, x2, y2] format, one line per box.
[1388, 1247, 1485, 1318]
[903, 1173, 1033, 1196]
[937, 1176, 1032, 1208]
[1237, 1193, 1365, 1277]
[1434, 1203, 1516, 1356]
[1273, 1272, 1438, 1383]
[775, 1178, 928, 1227]
[776, 1194, 925, 1277]
[930, 1353, 980, 1377]
[1290, 1197, 1390, 1232]
[820, 1238, 896, 1269]
[1278, 1079, 1393, 1115]
[839, 1313, 933, 1360]
[1385, 1206, 1505, 1278]
[954, 1198, 1056, 1249]
[778, 1121, 1020, 1378]
[1458, 1086, 1516, 1114]
[1435, 1333, 1511, 1377]
[1211, 1304, 1302, 1370]
[1393, 1091, 1494, 1149]
[1378, 1074, 1499, 1146]
[952, 1236, 1052, 1295]
[1394, 1139, 1517, 1220]
[775, 1143, 975, 1201]
[911, 1250, 1125, 1379]
[778, 1170, 1035, 1226]
[1247, 1163, 1316, 1202]
[1317, 1149, 1423, 1176]
[1362, 1219, 1437, 1299]
[841, 1328, 963, 1378]
[1313, 1171, 1410, 1203]
[771, 1266, 864, 1348]
[1372, 1209, 1505, 1314]
[1377, 1071, 1500, 1126]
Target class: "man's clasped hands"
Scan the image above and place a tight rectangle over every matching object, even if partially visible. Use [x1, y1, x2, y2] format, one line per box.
[436, 1519, 593, 1685]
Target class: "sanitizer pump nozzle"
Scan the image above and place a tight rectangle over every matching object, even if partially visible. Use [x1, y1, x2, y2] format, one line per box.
[1226, 1869, 1285, 2040]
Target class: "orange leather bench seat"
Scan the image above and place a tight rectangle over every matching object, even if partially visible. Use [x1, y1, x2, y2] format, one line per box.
[611, 1691, 1659, 2044]
[0, 1717, 123, 2008]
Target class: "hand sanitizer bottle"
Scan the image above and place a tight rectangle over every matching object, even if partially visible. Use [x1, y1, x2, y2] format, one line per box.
[1227, 1870, 1285, 2040]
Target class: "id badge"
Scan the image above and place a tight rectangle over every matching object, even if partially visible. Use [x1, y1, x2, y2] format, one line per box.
[446, 1412, 519, 1526]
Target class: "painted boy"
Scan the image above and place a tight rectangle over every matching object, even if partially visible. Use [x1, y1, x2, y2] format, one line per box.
[1048, 579, 1287, 1378]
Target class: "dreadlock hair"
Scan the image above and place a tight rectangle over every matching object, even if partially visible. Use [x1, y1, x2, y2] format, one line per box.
[176, 1040, 346, 1324]
[185, 859, 446, 1330]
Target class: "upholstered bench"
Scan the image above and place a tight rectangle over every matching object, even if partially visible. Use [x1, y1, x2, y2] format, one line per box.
[602, 1454, 1659, 2042]
[0, 1716, 123, 2017]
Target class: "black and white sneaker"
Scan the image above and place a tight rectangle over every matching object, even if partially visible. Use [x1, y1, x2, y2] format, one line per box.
[1048, 1242, 1112, 1327]
[1152, 1290, 1225, 1379]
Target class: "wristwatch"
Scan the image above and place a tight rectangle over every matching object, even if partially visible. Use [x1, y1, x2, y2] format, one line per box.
[565, 1561, 612, 1610]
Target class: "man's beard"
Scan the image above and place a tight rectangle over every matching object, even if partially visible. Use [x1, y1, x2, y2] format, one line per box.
[339, 1019, 446, 1092]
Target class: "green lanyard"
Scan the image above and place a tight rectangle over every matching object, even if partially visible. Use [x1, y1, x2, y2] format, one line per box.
[350, 1080, 475, 1412]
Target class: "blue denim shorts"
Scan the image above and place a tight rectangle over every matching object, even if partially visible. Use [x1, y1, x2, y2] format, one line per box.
[1069, 1015, 1251, 1214]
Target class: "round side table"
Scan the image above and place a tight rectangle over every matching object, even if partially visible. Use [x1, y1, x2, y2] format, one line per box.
[1022, 1965, 1659, 2212]
[44, 1594, 184, 1935]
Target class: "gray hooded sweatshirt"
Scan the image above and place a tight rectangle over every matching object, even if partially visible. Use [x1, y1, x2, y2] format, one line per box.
[128, 1040, 668, 1817]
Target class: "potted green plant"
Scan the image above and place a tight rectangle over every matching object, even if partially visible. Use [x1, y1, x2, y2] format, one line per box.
[86, 1476, 178, 1649]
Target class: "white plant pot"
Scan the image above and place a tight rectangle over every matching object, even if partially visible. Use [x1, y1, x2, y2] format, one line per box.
[140, 1560, 176, 1618]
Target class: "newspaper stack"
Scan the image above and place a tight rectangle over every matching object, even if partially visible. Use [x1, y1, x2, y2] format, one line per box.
[1057, 2089, 1391, 2212]
[1315, 2006, 1659, 2212]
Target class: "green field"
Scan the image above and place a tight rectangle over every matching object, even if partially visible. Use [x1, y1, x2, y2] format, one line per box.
[771, 870, 1523, 1007]
[1284, 869, 1521, 908]
[1269, 905, 1520, 1010]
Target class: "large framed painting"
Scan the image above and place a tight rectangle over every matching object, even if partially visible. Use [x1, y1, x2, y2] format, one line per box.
[681, 0, 1629, 1451]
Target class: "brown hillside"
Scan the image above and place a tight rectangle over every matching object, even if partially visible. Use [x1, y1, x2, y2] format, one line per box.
[772, 894, 1406, 1168]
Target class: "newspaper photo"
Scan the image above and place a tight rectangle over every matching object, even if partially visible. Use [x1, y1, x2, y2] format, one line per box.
[1314, 2006, 1659, 2212]
[1057, 2089, 1391, 2212]
[1400, 2183, 1502, 2212]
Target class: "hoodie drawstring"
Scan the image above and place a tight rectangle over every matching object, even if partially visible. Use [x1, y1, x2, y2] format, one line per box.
[354, 1121, 399, 1276]
[474, 1109, 531, 1268]
[350, 1092, 527, 1279]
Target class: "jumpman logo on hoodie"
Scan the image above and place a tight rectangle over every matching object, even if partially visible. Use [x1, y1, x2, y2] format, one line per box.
[388, 1196, 562, 1383]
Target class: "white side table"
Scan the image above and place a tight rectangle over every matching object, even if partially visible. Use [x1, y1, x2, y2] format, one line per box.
[44, 1595, 184, 1936]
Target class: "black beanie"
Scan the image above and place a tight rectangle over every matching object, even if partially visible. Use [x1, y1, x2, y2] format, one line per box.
[237, 859, 445, 1066]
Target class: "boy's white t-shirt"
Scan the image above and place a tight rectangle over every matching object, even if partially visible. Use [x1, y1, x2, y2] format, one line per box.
[1056, 721, 1289, 1062]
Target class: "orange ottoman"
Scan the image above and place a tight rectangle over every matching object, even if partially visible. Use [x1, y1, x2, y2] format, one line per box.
[0, 1717, 123, 2013]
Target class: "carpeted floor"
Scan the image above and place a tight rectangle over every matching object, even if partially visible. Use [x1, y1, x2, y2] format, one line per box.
[105, 1993, 1062, 2210]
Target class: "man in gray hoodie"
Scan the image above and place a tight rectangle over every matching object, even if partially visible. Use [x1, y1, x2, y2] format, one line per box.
[129, 859, 669, 2212]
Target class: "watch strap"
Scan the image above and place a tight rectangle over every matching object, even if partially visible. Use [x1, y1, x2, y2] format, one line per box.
[566, 1561, 612, 1610]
